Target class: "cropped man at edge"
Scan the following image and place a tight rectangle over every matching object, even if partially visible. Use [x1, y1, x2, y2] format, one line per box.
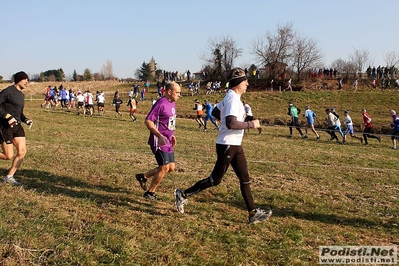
[0, 71, 33, 185]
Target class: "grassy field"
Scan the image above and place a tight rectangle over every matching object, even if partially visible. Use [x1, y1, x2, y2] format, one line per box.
[0, 81, 398, 265]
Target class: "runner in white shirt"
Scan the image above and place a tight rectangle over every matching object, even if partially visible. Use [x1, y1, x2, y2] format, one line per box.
[84, 91, 94, 117]
[76, 91, 85, 115]
[97, 91, 105, 116]
[174, 67, 272, 224]
[342, 110, 363, 145]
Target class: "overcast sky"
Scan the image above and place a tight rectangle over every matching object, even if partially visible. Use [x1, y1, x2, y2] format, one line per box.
[1, 0, 398, 80]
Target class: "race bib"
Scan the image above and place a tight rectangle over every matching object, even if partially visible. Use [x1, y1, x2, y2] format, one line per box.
[168, 116, 176, 130]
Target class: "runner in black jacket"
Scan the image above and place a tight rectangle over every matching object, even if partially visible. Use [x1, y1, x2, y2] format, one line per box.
[0, 71, 32, 185]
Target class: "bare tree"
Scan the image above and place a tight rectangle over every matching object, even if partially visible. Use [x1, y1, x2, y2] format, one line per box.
[331, 58, 346, 73]
[101, 60, 114, 80]
[200, 35, 243, 81]
[292, 35, 323, 80]
[348, 49, 370, 74]
[331, 58, 357, 79]
[93, 72, 103, 81]
[383, 50, 399, 68]
[252, 22, 295, 78]
[30, 73, 40, 81]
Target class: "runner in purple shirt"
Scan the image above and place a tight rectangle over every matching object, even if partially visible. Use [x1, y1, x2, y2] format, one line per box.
[136, 82, 181, 200]
[146, 97, 176, 154]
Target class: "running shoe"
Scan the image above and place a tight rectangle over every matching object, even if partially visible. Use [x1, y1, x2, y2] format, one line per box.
[143, 191, 157, 200]
[174, 188, 188, 213]
[3, 176, 21, 186]
[249, 208, 272, 224]
[136, 173, 147, 191]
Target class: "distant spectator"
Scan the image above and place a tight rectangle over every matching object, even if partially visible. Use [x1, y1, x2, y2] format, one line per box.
[389, 110, 399, 150]
[76, 91, 85, 115]
[113, 93, 123, 117]
[338, 78, 343, 90]
[303, 106, 320, 139]
[83, 90, 94, 117]
[243, 101, 261, 134]
[342, 110, 363, 145]
[331, 108, 344, 141]
[97, 91, 105, 116]
[126, 95, 137, 122]
[325, 108, 340, 143]
[287, 78, 292, 91]
[133, 82, 139, 98]
[141, 87, 146, 102]
[371, 79, 376, 90]
[156, 81, 163, 97]
[203, 100, 219, 131]
[353, 78, 358, 91]
[287, 102, 304, 137]
[193, 99, 205, 129]
[361, 108, 381, 145]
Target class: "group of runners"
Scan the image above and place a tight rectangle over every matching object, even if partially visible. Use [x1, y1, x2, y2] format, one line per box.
[4, 69, 399, 226]
[287, 102, 399, 149]
[135, 69, 271, 224]
[40, 85, 139, 121]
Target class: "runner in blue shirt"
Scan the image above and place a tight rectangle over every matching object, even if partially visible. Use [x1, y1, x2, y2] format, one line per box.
[203, 100, 218, 131]
[389, 110, 399, 150]
[303, 106, 320, 139]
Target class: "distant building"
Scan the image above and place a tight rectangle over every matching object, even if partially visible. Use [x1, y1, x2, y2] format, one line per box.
[192, 70, 203, 81]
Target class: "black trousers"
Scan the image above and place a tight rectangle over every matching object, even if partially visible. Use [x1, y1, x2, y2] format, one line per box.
[184, 144, 256, 211]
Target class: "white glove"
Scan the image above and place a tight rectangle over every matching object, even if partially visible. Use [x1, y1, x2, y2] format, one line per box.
[5, 114, 17, 127]
[25, 119, 33, 129]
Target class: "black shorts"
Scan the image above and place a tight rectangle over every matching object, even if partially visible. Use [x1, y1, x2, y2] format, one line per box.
[97, 103, 104, 107]
[391, 130, 399, 140]
[155, 149, 175, 166]
[0, 124, 25, 144]
[78, 102, 84, 107]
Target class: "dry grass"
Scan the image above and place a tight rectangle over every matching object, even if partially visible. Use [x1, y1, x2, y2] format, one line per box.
[0, 81, 398, 265]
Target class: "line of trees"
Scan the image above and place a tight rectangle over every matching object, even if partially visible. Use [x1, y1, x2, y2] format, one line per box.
[200, 22, 399, 82]
[25, 60, 116, 82]
[3, 21, 399, 83]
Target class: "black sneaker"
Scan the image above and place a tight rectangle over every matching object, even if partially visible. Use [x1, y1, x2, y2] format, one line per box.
[143, 191, 157, 200]
[136, 173, 147, 191]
